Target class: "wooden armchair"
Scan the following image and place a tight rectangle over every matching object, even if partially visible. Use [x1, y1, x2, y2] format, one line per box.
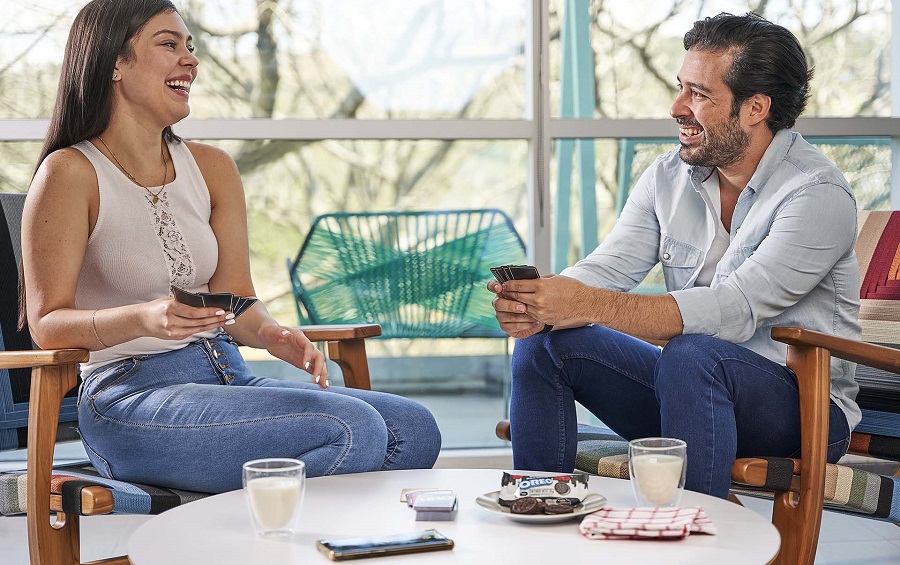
[497, 210, 900, 565]
[0, 193, 381, 564]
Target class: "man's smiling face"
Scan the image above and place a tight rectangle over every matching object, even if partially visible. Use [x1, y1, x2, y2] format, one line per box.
[670, 48, 750, 169]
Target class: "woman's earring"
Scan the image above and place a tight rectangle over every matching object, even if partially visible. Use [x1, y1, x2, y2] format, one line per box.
[112, 72, 119, 80]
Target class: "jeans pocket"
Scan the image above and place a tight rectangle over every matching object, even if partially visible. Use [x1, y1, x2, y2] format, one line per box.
[88, 358, 139, 400]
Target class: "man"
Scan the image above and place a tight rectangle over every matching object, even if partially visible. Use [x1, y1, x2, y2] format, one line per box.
[490, 12, 860, 499]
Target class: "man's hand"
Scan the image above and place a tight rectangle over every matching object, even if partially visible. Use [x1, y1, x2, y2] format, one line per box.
[487, 280, 545, 338]
[498, 274, 592, 328]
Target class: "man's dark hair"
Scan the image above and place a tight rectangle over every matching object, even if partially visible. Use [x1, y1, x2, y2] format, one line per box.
[683, 12, 813, 134]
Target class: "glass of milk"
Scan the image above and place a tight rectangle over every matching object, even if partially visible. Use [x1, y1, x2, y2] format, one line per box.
[242, 458, 306, 538]
[628, 438, 687, 508]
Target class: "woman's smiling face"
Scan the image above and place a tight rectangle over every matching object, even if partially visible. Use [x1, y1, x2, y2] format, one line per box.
[113, 10, 199, 127]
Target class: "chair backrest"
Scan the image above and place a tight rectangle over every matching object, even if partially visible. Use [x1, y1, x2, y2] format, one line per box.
[0, 193, 79, 451]
[288, 209, 527, 339]
[853, 210, 900, 437]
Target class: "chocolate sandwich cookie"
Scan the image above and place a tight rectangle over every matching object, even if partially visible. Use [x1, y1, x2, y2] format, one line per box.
[554, 481, 571, 495]
[510, 497, 545, 515]
[543, 501, 575, 515]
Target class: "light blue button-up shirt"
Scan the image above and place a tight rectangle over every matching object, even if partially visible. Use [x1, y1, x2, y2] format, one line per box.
[561, 130, 861, 429]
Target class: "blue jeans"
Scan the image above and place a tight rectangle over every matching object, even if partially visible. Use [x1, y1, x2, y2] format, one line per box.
[510, 326, 851, 498]
[77, 334, 442, 493]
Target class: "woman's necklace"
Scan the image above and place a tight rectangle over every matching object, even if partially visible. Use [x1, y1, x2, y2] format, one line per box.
[97, 136, 169, 205]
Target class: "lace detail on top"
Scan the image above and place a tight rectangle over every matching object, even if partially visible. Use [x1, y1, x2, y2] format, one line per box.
[144, 190, 195, 289]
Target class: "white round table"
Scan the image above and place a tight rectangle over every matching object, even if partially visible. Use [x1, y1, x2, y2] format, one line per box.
[128, 468, 779, 564]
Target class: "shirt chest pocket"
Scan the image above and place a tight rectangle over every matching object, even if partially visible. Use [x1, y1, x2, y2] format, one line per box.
[659, 236, 701, 290]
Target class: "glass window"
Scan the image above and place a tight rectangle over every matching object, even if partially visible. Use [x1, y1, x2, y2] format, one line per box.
[550, 0, 891, 118]
[0, 0, 528, 120]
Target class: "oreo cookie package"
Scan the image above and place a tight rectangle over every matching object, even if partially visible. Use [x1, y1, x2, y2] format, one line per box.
[498, 472, 590, 507]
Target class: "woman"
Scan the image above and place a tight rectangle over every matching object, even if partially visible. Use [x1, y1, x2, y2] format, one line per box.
[22, 0, 441, 493]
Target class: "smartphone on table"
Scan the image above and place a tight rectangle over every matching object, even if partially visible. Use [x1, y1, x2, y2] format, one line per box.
[316, 529, 454, 561]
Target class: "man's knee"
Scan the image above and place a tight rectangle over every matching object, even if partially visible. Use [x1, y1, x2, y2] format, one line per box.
[655, 334, 724, 393]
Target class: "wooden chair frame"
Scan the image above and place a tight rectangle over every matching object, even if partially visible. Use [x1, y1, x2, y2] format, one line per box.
[5, 324, 379, 565]
[736, 326, 900, 565]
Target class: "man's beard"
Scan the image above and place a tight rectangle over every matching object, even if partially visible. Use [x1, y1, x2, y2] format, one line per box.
[678, 114, 750, 168]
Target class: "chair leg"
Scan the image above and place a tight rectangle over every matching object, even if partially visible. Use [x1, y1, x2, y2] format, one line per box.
[770, 344, 831, 565]
[327, 338, 371, 390]
[27, 364, 81, 565]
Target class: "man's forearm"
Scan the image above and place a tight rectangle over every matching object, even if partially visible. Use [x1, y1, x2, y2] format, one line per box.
[579, 288, 684, 342]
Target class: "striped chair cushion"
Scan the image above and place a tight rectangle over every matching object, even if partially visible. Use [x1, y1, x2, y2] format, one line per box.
[574, 424, 629, 478]
[0, 465, 209, 516]
[729, 456, 900, 522]
[575, 424, 900, 523]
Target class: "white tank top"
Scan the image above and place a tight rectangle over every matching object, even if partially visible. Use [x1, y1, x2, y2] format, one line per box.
[73, 139, 220, 375]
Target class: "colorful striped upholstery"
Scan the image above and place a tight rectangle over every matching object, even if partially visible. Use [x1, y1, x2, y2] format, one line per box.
[852, 211, 900, 442]
[0, 466, 209, 516]
[576, 210, 900, 524]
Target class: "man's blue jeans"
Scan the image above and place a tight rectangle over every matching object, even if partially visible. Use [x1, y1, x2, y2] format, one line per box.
[510, 325, 851, 498]
[77, 334, 442, 493]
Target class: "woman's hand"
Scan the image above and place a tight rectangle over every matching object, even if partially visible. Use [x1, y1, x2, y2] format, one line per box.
[140, 297, 232, 340]
[259, 325, 328, 388]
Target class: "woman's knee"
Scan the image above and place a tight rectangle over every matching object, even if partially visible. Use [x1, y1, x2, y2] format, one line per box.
[384, 398, 442, 469]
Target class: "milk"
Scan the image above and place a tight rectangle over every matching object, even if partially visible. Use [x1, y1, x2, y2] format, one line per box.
[631, 454, 684, 505]
[246, 476, 302, 530]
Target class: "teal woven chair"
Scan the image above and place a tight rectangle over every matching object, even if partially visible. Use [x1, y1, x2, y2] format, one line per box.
[288, 209, 527, 339]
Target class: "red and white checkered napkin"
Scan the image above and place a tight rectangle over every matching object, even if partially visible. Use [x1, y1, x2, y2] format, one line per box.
[580, 507, 717, 540]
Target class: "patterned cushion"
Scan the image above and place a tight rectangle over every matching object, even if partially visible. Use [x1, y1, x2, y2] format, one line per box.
[576, 425, 900, 523]
[729, 456, 900, 522]
[574, 424, 629, 478]
[0, 465, 208, 516]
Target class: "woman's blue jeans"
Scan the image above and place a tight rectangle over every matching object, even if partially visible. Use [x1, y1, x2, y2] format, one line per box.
[510, 326, 851, 498]
[77, 334, 442, 493]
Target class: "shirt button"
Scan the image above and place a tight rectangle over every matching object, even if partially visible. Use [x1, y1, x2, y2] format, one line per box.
[663, 252, 671, 260]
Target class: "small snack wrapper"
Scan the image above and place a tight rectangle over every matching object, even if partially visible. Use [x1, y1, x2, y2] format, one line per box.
[498, 472, 590, 506]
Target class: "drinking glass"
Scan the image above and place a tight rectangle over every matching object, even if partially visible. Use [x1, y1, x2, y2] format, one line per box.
[628, 438, 687, 508]
[242, 458, 306, 538]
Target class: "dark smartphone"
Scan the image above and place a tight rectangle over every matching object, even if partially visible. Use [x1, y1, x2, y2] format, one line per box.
[491, 264, 541, 283]
[316, 529, 454, 561]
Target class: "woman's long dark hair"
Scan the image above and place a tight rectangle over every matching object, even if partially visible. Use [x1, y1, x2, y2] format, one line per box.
[22, 0, 182, 330]
[35, 0, 182, 173]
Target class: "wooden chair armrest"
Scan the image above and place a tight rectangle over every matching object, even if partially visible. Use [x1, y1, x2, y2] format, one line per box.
[296, 324, 381, 390]
[0, 348, 89, 369]
[772, 327, 900, 373]
[297, 323, 382, 341]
